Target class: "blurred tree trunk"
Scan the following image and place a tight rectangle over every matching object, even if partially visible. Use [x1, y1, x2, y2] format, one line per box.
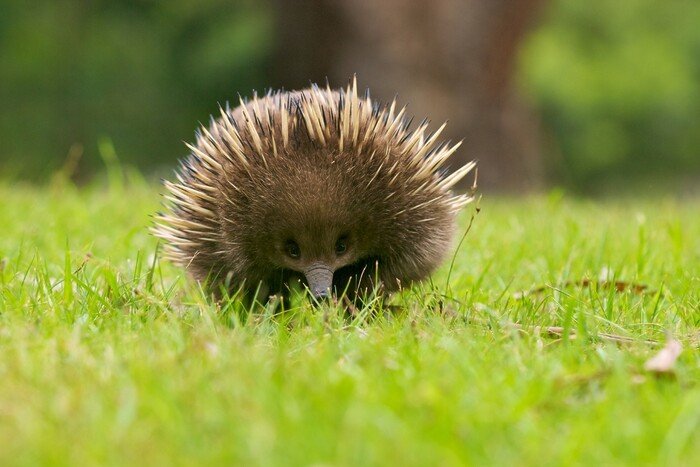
[271, 0, 545, 191]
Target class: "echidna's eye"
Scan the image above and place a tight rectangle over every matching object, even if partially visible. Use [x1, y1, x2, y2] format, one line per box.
[285, 240, 301, 259]
[335, 236, 348, 256]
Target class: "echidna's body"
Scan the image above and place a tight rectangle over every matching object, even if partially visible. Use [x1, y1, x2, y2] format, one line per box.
[153, 78, 476, 304]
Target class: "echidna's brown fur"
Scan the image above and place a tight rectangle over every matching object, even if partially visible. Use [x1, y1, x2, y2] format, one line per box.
[152, 77, 476, 304]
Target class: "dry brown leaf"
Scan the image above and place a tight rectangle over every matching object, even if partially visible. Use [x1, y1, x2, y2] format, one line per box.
[513, 279, 654, 299]
[644, 336, 682, 373]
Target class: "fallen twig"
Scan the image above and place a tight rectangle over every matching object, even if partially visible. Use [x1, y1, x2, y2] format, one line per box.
[506, 322, 658, 346]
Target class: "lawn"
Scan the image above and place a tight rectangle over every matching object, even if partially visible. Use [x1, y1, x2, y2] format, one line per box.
[1, 176, 699, 466]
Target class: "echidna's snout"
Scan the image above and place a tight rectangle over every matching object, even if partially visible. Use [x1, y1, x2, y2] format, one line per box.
[304, 262, 334, 301]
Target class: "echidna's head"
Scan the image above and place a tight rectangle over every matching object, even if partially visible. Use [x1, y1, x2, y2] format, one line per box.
[236, 145, 383, 300]
[154, 78, 476, 303]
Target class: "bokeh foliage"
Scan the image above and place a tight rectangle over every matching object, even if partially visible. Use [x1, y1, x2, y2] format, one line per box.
[0, 0, 273, 180]
[520, 0, 700, 192]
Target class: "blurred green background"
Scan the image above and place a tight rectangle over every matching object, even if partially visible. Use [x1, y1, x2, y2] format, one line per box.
[520, 0, 700, 192]
[0, 1, 273, 181]
[1, 0, 699, 193]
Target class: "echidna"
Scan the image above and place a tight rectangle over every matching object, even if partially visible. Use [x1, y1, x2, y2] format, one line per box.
[153, 78, 476, 305]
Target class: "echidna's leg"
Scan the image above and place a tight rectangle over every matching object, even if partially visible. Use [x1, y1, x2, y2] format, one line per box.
[246, 281, 271, 309]
[333, 258, 384, 307]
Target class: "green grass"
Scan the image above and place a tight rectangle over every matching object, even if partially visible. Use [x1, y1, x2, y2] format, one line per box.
[2, 176, 700, 466]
